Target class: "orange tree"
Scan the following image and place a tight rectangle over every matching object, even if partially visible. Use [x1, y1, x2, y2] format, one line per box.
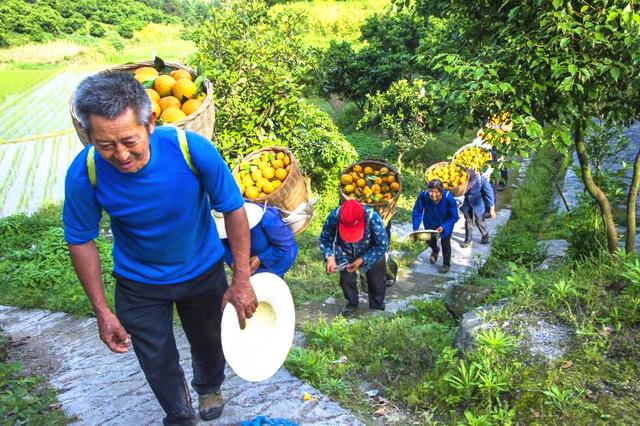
[396, 0, 640, 253]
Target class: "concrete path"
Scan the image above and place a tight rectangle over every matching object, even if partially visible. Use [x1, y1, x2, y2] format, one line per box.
[0, 306, 361, 425]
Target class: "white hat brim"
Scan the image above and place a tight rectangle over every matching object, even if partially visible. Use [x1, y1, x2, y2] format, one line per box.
[220, 272, 295, 382]
[212, 202, 265, 239]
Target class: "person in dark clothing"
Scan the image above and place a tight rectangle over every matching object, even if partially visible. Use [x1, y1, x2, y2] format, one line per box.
[461, 170, 495, 248]
[319, 199, 389, 315]
[412, 179, 459, 273]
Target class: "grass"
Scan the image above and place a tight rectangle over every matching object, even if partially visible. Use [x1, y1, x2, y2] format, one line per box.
[272, 0, 390, 49]
[0, 69, 59, 104]
[0, 335, 67, 425]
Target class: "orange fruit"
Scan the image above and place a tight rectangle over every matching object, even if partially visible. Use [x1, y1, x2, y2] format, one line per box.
[242, 175, 254, 187]
[390, 182, 400, 191]
[374, 177, 383, 185]
[261, 167, 275, 180]
[170, 69, 192, 81]
[245, 186, 260, 200]
[275, 168, 288, 181]
[356, 178, 366, 188]
[160, 107, 186, 123]
[282, 155, 290, 166]
[135, 66, 159, 76]
[353, 165, 362, 173]
[276, 152, 285, 160]
[262, 181, 275, 194]
[135, 72, 156, 84]
[154, 75, 176, 97]
[380, 167, 389, 174]
[158, 96, 181, 111]
[172, 79, 197, 100]
[255, 177, 267, 190]
[251, 169, 263, 182]
[151, 101, 161, 117]
[146, 88, 160, 103]
[364, 166, 373, 175]
[181, 99, 202, 116]
[340, 174, 353, 185]
[344, 184, 355, 194]
[271, 159, 284, 169]
[371, 184, 381, 194]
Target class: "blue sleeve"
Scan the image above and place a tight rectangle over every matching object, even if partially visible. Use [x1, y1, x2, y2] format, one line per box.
[222, 240, 233, 266]
[481, 176, 495, 208]
[412, 192, 425, 231]
[319, 208, 339, 258]
[361, 210, 388, 269]
[443, 194, 459, 233]
[62, 148, 102, 245]
[186, 131, 244, 213]
[256, 209, 297, 269]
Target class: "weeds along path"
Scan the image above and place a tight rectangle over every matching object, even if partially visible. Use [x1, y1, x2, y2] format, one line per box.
[0, 71, 92, 217]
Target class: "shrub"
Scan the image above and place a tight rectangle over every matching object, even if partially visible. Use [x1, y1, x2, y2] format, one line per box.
[89, 22, 105, 38]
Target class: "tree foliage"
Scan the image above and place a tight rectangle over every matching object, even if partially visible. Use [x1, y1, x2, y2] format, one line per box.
[190, 0, 356, 190]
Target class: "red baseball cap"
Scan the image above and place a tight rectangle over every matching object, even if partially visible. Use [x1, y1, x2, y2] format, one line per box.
[339, 199, 365, 243]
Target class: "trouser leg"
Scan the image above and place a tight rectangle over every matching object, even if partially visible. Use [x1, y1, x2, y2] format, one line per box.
[441, 235, 452, 267]
[339, 270, 359, 307]
[474, 213, 489, 237]
[175, 261, 228, 396]
[115, 281, 196, 425]
[366, 258, 387, 310]
[463, 209, 474, 241]
[428, 237, 439, 256]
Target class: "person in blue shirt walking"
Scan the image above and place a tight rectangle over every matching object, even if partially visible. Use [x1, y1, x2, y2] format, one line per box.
[460, 169, 495, 248]
[319, 199, 389, 315]
[215, 203, 298, 278]
[63, 72, 257, 425]
[412, 179, 459, 273]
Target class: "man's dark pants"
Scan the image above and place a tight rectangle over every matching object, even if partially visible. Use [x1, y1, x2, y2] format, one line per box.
[340, 257, 387, 310]
[114, 261, 227, 425]
[463, 208, 489, 242]
[428, 234, 452, 267]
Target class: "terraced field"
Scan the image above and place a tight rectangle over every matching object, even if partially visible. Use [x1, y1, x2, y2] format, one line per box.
[0, 71, 92, 216]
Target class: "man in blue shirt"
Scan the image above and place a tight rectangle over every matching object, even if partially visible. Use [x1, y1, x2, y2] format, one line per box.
[412, 179, 459, 273]
[64, 72, 257, 426]
[216, 203, 298, 277]
[460, 169, 496, 248]
[319, 199, 389, 315]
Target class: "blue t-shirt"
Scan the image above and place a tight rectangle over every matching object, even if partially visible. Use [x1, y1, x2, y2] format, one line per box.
[411, 190, 459, 239]
[63, 126, 244, 284]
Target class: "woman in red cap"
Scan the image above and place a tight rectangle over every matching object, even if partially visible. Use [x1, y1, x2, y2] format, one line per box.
[319, 199, 389, 316]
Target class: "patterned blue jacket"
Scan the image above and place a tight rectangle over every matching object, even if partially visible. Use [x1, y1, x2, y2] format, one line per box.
[319, 205, 388, 272]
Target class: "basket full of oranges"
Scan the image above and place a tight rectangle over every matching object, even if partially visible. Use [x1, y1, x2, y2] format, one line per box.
[338, 160, 401, 226]
[71, 58, 215, 146]
[425, 162, 469, 197]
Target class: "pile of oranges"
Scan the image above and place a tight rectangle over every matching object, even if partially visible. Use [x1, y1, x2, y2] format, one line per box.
[453, 146, 492, 172]
[233, 151, 291, 200]
[340, 164, 400, 204]
[425, 163, 468, 191]
[478, 111, 512, 145]
[134, 66, 204, 124]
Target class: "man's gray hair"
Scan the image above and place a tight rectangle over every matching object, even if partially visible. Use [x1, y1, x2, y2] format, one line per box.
[74, 71, 152, 133]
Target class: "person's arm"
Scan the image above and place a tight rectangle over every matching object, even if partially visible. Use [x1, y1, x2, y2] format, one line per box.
[221, 206, 257, 329]
[352, 211, 388, 271]
[481, 176, 496, 219]
[319, 209, 339, 273]
[255, 210, 296, 272]
[412, 193, 424, 231]
[68, 242, 129, 353]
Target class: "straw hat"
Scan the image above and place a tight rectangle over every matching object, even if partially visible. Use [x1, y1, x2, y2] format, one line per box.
[220, 272, 295, 382]
[212, 202, 265, 239]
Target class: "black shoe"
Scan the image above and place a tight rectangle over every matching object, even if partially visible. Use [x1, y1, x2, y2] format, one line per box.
[199, 392, 224, 421]
[386, 278, 396, 288]
[429, 252, 439, 264]
[439, 265, 450, 274]
[460, 240, 472, 248]
[340, 305, 357, 317]
[481, 235, 490, 244]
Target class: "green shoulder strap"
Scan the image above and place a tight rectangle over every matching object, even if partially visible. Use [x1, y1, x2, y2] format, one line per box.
[85, 127, 197, 188]
[86, 146, 97, 188]
[176, 127, 197, 175]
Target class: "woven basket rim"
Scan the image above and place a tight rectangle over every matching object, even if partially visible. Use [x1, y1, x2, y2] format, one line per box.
[69, 60, 214, 143]
[338, 159, 402, 206]
[424, 161, 468, 195]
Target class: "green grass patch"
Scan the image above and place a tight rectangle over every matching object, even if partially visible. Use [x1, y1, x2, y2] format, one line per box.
[0, 335, 67, 425]
[0, 69, 58, 104]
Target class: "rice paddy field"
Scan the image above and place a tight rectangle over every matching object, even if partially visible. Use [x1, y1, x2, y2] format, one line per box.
[0, 71, 92, 217]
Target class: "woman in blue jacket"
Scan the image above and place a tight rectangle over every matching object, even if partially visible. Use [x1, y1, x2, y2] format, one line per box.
[460, 170, 495, 248]
[216, 203, 298, 277]
[412, 179, 459, 273]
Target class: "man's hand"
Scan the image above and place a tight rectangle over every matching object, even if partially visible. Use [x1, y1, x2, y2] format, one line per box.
[436, 226, 444, 234]
[222, 279, 258, 330]
[346, 257, 363, 273]
[249, 256, 261, 274]
[326, 255, 337, 274]
[96, 310, 130, 353]
[488, 206, 496, 219]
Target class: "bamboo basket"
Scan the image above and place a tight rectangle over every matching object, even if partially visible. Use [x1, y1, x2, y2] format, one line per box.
[425, 162, 468, 197]
[338, 159, 401, 226]
[70, 61, 215, 146]
[233, 146, 309, 214]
